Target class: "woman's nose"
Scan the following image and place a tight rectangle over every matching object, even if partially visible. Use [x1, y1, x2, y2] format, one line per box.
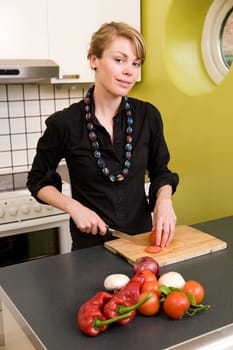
[123, 63, 133, 75]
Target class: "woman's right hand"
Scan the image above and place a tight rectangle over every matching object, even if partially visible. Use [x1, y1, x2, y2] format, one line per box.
[66, 198, 108, 235]
[37, 185, 107, 236]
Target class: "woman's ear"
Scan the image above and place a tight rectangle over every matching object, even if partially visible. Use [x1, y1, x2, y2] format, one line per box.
[89, 55, 97, 70]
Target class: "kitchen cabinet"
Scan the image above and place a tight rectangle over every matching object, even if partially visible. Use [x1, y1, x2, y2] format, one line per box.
[47, 0, 141, 83]
[1, 0, 48, 59]
[1, 0, 141, 84]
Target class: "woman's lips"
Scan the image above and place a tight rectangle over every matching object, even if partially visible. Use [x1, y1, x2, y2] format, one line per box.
[117, 79, 133, 87]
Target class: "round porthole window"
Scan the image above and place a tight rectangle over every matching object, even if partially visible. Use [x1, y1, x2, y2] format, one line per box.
[202, 0, 233, 84]
[220, 8, 233, 69]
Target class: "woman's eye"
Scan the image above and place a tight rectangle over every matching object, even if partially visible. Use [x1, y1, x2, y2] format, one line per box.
[133, 62, 141, 68]
[115, 58, 124, 63]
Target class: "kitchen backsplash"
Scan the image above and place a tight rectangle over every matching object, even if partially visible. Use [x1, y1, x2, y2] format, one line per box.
[0, 83, 90, 190]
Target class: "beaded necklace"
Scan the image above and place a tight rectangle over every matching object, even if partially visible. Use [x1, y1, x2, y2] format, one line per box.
[84, 89, 133, 182]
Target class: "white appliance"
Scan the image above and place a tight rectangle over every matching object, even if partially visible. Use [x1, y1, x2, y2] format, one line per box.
[0, 181, 72, 267]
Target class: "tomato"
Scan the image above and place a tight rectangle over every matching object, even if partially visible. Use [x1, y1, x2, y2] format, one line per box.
[148, 229, 156, 245]
[147, 229, 163, 254]
[145, 246, 163, 254]
[141, 281, 161, 298]
[137, 291, 160, 316]
[182, 280, 205, 304]
[141, 269, 157, 283]
[163, 291, 190, 319]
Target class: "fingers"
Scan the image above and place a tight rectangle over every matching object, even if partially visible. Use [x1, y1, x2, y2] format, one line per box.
[70, 203, 107, 235]
[78, 219, 107, 236]
[154, 221, 176, 247]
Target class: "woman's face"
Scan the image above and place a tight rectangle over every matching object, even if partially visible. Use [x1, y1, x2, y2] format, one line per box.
[90, 36, 141, 97]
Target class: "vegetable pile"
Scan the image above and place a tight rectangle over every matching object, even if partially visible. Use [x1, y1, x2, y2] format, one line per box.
[77, 257, 210, 336]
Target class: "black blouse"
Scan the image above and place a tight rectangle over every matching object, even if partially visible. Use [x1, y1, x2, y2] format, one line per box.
[27, 88, 179, 249]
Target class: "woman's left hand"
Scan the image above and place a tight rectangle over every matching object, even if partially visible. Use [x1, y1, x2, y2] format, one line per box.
[152, 185, 177, 247]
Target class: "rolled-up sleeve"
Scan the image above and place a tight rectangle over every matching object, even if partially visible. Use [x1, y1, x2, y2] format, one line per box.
[146, 104, 179, 211]
[27, 111, 65, 202]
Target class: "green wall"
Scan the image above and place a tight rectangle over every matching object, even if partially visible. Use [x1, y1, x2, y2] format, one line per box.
[131, 0, 233, 225]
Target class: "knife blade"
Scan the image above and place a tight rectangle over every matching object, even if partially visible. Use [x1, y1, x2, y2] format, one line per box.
[107, 228, 148, 246]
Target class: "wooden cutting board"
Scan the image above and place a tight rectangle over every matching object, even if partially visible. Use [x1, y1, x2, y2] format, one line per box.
[104, 225, 227, 266]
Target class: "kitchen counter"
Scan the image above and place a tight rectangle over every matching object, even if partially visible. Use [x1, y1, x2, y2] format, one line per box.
[0, 216, 233, 349]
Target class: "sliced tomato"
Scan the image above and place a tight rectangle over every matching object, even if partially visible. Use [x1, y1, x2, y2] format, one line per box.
[148, 229, 156, 245]
[145, 246, 162, 254]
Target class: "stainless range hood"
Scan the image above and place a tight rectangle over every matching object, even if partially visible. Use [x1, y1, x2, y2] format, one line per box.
[0, 59, 59, 83]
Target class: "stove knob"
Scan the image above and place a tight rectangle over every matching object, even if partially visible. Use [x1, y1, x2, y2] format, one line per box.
[0, 207, 5, 218]
[8, 206, 18, 216]
[33, 203, 42, 212]
[21, 204, 30, 214]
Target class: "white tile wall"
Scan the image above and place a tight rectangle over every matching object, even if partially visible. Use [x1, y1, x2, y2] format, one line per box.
[0, 83, 88, 175]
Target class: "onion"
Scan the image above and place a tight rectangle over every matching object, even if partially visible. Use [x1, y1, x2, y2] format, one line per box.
[133, 256, 160, 276]
[158, 271, 186, 289]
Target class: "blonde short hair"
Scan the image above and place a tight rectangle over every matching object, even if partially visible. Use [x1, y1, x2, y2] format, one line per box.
[87, 22, 146, 63]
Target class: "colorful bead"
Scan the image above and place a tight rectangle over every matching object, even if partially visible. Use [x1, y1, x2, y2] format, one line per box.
[89, 131, 97, 141]
[116, 174, 124, 182]
[127, 115, 133, 124]
[126, 126, 133, 134]
[126, 135, 132, 143]
[94, 150, 101, 158]
[125, 143, 132, 151]
[122, 168, 129, 176]
[102, 167, 110, 176]
[109, 175, 116, 182]
[85, 112, 91, 121]
[125, 151, 132, 159]
[125, 102, 130, 110]
[87, 122, 94, 131]
[124, 160, 131, 168]
[92, 141, 99, 149]
[97, 159, 105, 168]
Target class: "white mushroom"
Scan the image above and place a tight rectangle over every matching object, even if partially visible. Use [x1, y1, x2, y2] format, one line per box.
[104, 274, 130, 292]
[158, 271, 186, 289]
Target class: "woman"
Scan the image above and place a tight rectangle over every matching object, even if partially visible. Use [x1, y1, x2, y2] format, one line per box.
[27, 22, 179, 250]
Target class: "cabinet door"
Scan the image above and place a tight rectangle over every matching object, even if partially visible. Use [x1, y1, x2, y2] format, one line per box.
[47, 0, 140, 83]
[0, 0, 48, 58]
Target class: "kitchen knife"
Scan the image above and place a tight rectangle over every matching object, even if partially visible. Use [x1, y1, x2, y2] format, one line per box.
[107, 228, 148, 246]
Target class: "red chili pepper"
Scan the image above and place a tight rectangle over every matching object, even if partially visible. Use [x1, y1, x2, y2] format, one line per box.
[103, 271, 147, 325]
[77, 291, 132, 336]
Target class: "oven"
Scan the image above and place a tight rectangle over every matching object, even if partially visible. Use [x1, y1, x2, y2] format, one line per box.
[0, 181, 72, 267]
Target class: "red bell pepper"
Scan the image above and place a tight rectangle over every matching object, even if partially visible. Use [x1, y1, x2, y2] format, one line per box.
[103, 270, 147, 325]
[77, 291, 132, 336]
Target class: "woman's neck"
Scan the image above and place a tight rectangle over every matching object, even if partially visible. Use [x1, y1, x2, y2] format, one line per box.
[93, 87, 122, 121]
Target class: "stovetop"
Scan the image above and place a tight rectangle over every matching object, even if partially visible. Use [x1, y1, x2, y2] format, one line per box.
[0, 181, 71, 226]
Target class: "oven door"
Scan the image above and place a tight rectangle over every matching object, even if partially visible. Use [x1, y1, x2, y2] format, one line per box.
[0, 216, 72, 267]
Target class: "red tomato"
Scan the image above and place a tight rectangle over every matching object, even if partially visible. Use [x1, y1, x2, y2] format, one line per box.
[141, 269, 157, 283]
[182, 280, 205, 304]
[145, 246, 163, 254]
[148, 229, 156, 245]
[137, 291, 160, 316]
[141, 281, 161, 298]
[163, 291, 190, 320]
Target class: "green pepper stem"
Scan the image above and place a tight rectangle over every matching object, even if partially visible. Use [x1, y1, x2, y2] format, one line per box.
[117, 292, 152, 315]
[94, 311, 132, 329]
[186, 304, 210, 317]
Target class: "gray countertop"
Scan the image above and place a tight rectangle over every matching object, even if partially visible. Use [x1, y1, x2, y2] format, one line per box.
[0, 216, 233, 349]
